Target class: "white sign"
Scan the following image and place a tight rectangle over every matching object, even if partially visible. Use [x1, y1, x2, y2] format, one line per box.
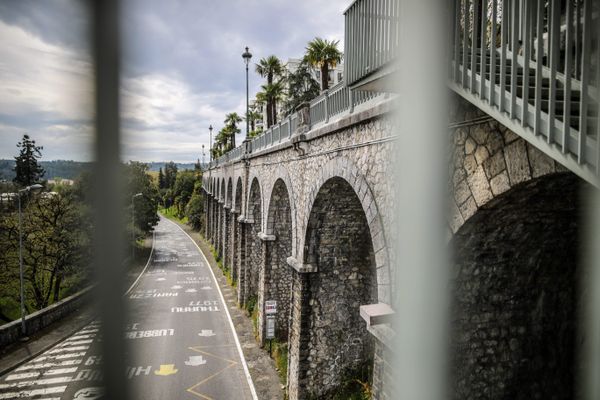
[266, 315, 276, 339]
[265, 300, 277, 315]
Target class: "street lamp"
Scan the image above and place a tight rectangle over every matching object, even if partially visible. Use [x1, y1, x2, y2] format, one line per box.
[17, 183, 43, 338]
[242, 46, 252, 142]
[209, 125, 213, 163]
[132, 193, 142, 261]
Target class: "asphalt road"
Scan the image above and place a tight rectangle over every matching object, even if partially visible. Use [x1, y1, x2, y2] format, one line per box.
[0, 216, 257, 400]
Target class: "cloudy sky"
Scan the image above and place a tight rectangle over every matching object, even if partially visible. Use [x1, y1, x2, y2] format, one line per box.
[0, 0, 348, 162]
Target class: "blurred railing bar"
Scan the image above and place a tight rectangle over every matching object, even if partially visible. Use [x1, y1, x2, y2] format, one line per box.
[92, 0, 128, 399]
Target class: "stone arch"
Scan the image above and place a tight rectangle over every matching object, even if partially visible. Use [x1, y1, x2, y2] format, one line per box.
[243, 177, 262, 308]
[264, 166, 298, 257]
[259, 178, 293, 343]
[449, 94, 568, 234]
[226, 177, 233, 208]
[300, 156, 390, 304]
[299, 176, 378, 398]
[220, 178, 225, 202]
[233, 177, 243, 213]
[450, 172, 583, 399]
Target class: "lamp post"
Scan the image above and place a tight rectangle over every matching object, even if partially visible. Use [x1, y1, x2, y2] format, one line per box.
[17, 183, 43, 338]
[209, 125, 213, 163]
[242, 46, 252, 142]
[132, 192, 142, 261]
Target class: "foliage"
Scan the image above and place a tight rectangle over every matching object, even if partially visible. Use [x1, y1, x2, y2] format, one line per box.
[13, 134, 45, 187]
[283, 59, 321, 115]
[123, 162, 160, 248]
[163, 161, 178, 190]
[271, 339, 289, 386]
[211, 113, 243, 158]
[0, 187, 92, 322]
[305, 37, 342, 91]
[185, 182, 204, 230]
[255, 55, 284, 128]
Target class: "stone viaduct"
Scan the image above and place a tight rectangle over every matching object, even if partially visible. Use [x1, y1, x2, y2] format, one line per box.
[202, 1, 600, 398]
[202, 92, 591, 400]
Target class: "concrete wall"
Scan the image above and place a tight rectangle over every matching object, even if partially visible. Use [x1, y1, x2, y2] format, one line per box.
[0, 286, 92, 348]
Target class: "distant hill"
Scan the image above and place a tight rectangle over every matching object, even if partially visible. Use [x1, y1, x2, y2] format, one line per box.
[0, 160, 206, 181]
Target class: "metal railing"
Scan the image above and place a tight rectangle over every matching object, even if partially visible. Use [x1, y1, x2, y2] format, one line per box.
[450, 0, 600, 184]
[344, 0, 401, 86]
[208, 80, 385, 168]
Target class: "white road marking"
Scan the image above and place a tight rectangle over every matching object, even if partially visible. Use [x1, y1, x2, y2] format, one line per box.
[35, 352, 86, 362]
[5, 372, 40, 381]
[15, 359, 81, 371]
[162, 217, 258, 400]
[124, 229, 156, 296]
[156, 277, 166, 281]
[47, 345, 88, 354]
[171, 285, 182, 289]
[185, 288, 197, 293]
[0, 376, 72, 390]
[60, 339, 93, 346]
[184, 356, 207, 366]
[198, 329, 216, 337]
[43, 367, 78, 376]
[0, 386, 66, 399]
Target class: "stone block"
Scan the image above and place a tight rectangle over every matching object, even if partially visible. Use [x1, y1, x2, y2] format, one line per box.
[465, 138, 477, 155]
[459, 196, 477, 221]
[504, 140, 531, 185]
[503, 129, 519, 144]
[527, 144, 555, 178]
[474, 145, 490, 165]
[471, 125, 489, 145]
[489, 171, 510, 196]
[454, 179, 472, 205]
[467, 166, 493, 207]
[449, 200, 465, 233]
[483, 150, 506, 179]
[486, 130, 505, 155]
[464, 154, 478, 175]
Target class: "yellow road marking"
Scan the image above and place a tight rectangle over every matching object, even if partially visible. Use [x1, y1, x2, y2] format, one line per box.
[154, 364, 178, 376]
[186, 346, 238, 399]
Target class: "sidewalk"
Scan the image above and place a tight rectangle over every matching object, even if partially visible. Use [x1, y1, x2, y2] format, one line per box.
[0, 235, 153, 377]
[170, 218, 285, 400]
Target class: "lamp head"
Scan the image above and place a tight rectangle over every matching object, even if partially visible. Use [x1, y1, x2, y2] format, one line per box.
[242, 46, 252, 65]
[209, 124, 213, 133]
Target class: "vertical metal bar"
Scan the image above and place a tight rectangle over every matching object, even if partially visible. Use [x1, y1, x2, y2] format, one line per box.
[547, 0, 560, 144]
[575, 0, 581, 79]
[453, 0, 461, 83]
[471, 0, 480, 93]
[578, 0, 591, 163]
[462, 0, 469, 87]
[92, 0, 128, 399]
[509, 0, 518, 119]
[534, 0, 543, 136]
[521, 0, 530, 126]
[489, 0, 497, 106]
[499, 0, 508, 112]
[479, 0, 488, 98]
[562, 0, 573, 153]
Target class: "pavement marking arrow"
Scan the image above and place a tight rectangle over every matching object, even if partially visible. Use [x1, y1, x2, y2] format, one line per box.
[184, 356, 207, 366]
[154, 364, 178, 376]
[198, 330, 215, 337]
[171, 285, 182, 289]
[185, 288, 197, 293]
[200, 286, 212, 290]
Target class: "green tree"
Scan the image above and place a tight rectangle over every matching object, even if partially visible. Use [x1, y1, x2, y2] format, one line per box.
[185, 181, 204, 230]
[124, 162, 160, 243]
[257, 81, 285, 125]
[284, 59, 321, 115]
[158, 167, 166, 189]
[224, 112, 242, 149]
[163, 162, 178, 189]
[13, 134, 45, 187]
[172, 170, 196, 218]
[255, 56, 284, 127]
[304, 37, 342, 91]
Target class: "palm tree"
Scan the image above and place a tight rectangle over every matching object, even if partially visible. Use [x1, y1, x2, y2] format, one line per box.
[255, 56, 284, 128]
[224, 112, 242, 148]
[304, 37, 342, 91]
[246, 109, 263, 132]
[261, 81, 285, 125]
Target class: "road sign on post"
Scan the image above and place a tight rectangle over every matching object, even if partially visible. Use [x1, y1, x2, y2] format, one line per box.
[265, 300, 277, 315]
[266, 315, 275, 339]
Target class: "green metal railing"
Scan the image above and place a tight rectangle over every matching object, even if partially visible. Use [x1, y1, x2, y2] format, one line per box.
[344, 0, 401, 87]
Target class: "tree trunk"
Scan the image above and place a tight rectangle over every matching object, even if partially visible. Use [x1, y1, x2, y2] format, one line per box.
[53, 275, 62, 303]
[272, 99, 278, 125]
[266, 100, 273, 128]
[321, 64, 329, 91]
